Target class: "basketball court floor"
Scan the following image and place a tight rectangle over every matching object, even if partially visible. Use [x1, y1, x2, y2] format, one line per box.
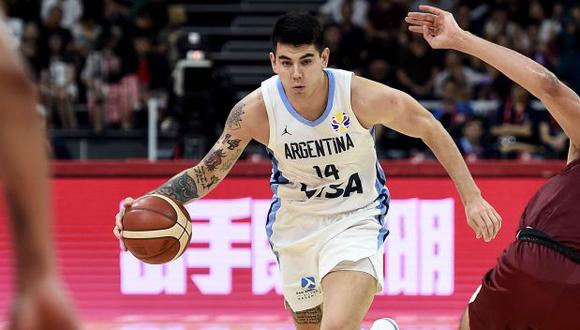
[60, 314, 458, 330]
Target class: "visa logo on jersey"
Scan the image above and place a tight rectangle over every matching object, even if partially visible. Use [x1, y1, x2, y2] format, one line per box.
[331, 112, 350, 134]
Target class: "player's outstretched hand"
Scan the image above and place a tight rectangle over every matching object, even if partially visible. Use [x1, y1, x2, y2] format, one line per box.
[9, 275, 81, 330]
[405, 5, 465, 50]
[465, 197, 502, 242]
[113, 197, 134, 250]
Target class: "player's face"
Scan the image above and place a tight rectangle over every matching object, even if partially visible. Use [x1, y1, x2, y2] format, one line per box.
[269, 43, 329, 96]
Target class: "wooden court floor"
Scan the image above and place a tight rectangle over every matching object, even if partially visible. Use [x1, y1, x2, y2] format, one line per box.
[78, 314, 458, 330]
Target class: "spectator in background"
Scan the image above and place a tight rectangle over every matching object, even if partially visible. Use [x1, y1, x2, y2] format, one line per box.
[82, 29, 138, 132]
[0, 0, 23, 44]
[39, 5, 72, 63]
[19, 22, 43, 80]
[364, 0, 406, 65]
[434, 51, 490, 98]
[133, 35, 170, 113]
[556, 7, 580, 95]
[39, 33, 78, 129]
[396, 33, 441, 98]
[319, 0, 368, 28]
[333, 0, 368, 72]
[538, 115, 568, 159]
[457, 116, 495, 161]
[366, 57, 397, 87]
[365, 0, 406, 42]
[41, 0, 82, 28]
[490, 84, 539, 159]
[432, 80, 474, 137]
[537, 2, 563, 44]
[483, 8, 511, 43]
[410, 0, 454, 12]
[71, 14, 101, 57]
[322, 23, 346, 68]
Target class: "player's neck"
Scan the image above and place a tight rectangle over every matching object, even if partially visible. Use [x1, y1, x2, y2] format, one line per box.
[286, 72, 329, 121]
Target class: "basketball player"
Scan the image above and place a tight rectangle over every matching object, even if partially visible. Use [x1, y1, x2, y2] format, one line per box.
[0, 8, 80, 330]
[114, 12, 502, 329]
[406, 5, 580, 329]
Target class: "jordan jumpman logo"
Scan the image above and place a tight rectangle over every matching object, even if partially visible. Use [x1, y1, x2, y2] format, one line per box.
[282, 125, 292, 136]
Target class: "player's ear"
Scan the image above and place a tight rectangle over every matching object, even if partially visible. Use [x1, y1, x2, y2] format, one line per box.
[269, 52, 278, 74]
[321, 48, 330, 68]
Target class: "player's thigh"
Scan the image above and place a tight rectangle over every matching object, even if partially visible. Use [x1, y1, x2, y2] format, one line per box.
[286, 301, 321, 330]
[320, 270, 376, 330]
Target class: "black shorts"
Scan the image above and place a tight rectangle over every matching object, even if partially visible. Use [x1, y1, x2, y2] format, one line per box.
[468, 240, 580, 330]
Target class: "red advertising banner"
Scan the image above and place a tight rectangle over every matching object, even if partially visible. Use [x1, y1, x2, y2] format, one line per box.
[0, 173, 546, 320]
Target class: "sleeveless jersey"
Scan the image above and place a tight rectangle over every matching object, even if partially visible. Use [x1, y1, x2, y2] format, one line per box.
[519, 157, 580, 251]
[261, 68, 389, 240]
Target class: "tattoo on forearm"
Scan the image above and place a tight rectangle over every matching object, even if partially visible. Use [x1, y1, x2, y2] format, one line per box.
[204, 148, 226, 171]
[226, 101, 245, 130]
[292, 305, 322, 324]
[222, 133, 241, 150]
[193, 166, 220, 190]
[153, 173, 198, 202]
[222, 157, 236, 171]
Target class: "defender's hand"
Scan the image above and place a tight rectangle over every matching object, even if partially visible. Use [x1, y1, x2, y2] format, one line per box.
[405, 5, 465, 50]
[9, 276, 81, 330]
[465, 197, 503, 242]
[113, 197, 134, 250]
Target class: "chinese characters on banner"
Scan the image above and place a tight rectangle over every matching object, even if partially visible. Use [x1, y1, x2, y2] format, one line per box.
[120, 198, 454, 297]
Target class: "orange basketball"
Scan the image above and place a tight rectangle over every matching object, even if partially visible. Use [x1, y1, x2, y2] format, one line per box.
[121, 194, 192, 264]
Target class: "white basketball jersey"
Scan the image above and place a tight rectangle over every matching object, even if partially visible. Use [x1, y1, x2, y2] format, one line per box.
[261, 68, 389, 245]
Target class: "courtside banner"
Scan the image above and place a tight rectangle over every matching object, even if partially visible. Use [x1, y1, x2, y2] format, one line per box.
[0, 176, 545, 318]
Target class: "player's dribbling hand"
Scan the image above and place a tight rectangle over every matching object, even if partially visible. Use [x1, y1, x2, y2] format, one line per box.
[9, 275, 81, 330]
[113, 197, 134, 250]
[405, 5, 465, 50]
[465, 197, 502, 242]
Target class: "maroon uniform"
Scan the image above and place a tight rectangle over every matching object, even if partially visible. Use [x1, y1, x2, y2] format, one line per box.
[469, 158, 580, 330]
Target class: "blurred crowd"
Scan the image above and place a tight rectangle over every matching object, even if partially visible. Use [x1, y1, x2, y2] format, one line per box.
[2, 0, 579, 161]
[319, 0, 579, 160]
[3, 0, 176, 134]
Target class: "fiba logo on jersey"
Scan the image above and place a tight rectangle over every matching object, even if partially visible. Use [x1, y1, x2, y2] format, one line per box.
[301, 276, 316, 290]
[331, 111, 350, 134]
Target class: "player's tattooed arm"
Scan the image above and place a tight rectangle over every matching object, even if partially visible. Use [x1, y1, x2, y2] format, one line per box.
[291, 305, 323, 325]
[151, 172, 199, 202]
[151, 94, 259, 203]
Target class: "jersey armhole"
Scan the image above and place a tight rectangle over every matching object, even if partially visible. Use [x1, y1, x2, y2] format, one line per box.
[260, 81, 277, 150]
[345, 72, 373, 133]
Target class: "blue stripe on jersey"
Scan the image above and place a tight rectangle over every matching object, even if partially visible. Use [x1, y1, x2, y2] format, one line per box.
[276, 69, 335, 127]
[266, 149, 287, 248]
[375, 161, 390, 249]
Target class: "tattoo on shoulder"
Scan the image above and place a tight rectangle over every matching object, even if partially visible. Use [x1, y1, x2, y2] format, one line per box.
[204, 148, 226, 171]
[292, 305, 322, 325]
[226, 101, 245, 130]
[153, 173, 198, 202]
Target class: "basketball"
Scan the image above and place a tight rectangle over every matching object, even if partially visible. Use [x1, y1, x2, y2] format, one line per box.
[121, 194, 192, 264]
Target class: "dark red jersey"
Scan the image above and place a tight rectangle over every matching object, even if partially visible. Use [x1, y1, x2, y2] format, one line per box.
[519, 157, 580, 251]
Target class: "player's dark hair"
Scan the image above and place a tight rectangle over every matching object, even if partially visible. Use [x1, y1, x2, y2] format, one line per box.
[271, 12, 324, 53]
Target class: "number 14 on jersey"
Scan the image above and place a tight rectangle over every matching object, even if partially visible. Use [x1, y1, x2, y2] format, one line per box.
[300, 164, 363, 199]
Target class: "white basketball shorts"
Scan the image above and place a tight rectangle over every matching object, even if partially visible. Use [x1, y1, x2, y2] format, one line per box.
[275, 208, 387, 312]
